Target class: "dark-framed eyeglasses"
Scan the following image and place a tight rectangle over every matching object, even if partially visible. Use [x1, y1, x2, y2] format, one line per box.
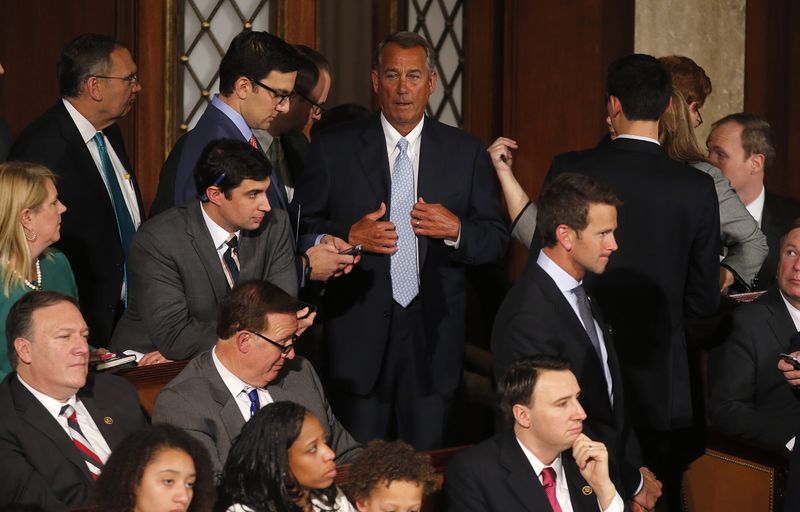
[92, 73, 139, 85]
[296, 90, 325, 116]
[696, 108, 704, 127]
[251, 78, 295, 106]
[248, 330, 296, 354]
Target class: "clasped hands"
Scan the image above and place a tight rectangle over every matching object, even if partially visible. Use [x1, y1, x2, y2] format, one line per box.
[348, 199, 460, 254]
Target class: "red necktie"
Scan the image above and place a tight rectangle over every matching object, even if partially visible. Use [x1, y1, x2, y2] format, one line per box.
[248, 135, 258, 149]
[60, 404, 103, 480]
[541, 467, 563, 512]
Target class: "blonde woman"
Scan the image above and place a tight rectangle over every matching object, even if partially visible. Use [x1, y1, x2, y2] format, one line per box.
[0, 161, 76, 378]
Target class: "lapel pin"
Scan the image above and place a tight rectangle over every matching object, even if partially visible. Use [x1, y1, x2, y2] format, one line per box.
[104, 416, 113, 425]
[581, 486, 593, 495]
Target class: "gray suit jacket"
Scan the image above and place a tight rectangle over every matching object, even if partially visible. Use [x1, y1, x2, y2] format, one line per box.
[110, 201, 297, 359]
[151, 351, 361, 473]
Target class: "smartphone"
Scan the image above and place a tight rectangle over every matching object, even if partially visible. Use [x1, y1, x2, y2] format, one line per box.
[779, 353, 800, 370]
[298, 302, 318, 320]
[339, 244, 362, 257]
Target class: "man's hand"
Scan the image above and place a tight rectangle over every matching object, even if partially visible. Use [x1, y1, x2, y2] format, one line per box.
[778, 351, 800, 386]
[348, 203, 397, 254]
[631, 466, 662, 512]
[487, 136, 518, 175]
[411, 198, 460, 240]
[296, 307, 316, 337]
[306, 237, 359, 282]
[719, 266, 735, 291]
[572, 434, 617, 510]
[138, 350, 172, 366]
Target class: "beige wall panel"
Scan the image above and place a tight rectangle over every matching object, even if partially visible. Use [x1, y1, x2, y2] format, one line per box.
[634, 0, 745, 146]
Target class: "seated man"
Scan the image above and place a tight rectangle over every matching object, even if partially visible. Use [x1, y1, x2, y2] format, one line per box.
[110, 139, 303, 362]
[151, 279, 361, 474]
[445, 355, 624, 512]
[710, 219, 800, 452]
[0, 291, 146, 510]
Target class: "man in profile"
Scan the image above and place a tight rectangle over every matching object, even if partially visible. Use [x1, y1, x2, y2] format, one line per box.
[10, 34, 145, 346]
[0, 291, 145, 510]
[445, 355, 624, 512]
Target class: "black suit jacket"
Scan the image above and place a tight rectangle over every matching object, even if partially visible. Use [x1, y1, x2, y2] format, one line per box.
[293, 114, 508, 394]
[0, 373, 146, 510]
[9, 101, 144, 346]
[753, 191, 800, 291]
[491, 259, 642, 496]
[708, 286, 800, 451]
[444, 430, 605, 512]
[546, 138, 721, 430]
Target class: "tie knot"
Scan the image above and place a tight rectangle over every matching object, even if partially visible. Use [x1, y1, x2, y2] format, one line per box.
[60, 404, 76, 419]
[571, 285, 587, 301]
[226, 234, 239, 251]
[246, 388, 259, 403]
[396, 137, 409, 153]
[541, 466, 557, 487]
[93, 132, 106, 149]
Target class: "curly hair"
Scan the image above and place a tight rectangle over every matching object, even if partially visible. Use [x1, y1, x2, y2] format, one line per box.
[220, 401, 340, 511]
[345, 440, 437, 502]
[92, 425, 216, 512]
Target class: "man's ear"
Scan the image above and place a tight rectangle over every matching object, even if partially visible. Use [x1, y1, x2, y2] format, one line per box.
[233, 76, 252, 100]
[607, 95, 623, 118]
[205, 186, 225, 206]
[750, 153, 766, 175]
[14, 338, 32, 365]
[370, 69, 380, 95]
[235, 331, 251, 353]
[555, 223, 574, 251]
[83, 76, 104, 102]
[512, 403, 532, 428]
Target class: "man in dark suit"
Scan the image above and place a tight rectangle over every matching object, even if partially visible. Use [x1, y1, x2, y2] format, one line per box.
[707, 113, 800, 291]
[445, 355, 624, 512]
[491, 173, 661, 510]
[544, 54, 720, 510]
[0, 291, 146, 510]
[9, 34, 144, 347]
[293, 31, 508, 450]
[711, 221, 800, 452]
[110, 139, 300, 362]
[151, 280, 360, 474]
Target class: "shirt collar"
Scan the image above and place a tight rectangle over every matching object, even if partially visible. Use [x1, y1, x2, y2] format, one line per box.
[780, 291, 800, 332]
[211, 95, 254, 142]
[615, 134, 660, 145]
[211, 346, 258, 399]
[16, 374, 77, 419]
[746, 186, 766, 226]
[62, 98, 101, 144]
[380, 112, 424, 154]
[200, 201, 240, 251]
[537, 250, 582, 293]
[516, 436, 564, 478]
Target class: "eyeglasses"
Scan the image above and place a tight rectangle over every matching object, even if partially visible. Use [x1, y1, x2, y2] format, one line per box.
[248, 330, 297, 354]
[696, 109, 704, 127]
[92, 73, 139, 85]
[251, 78, 295, 106]
[296, 90, 325, 117]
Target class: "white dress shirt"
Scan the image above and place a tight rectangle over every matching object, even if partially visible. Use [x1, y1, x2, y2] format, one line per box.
[746, 186, 766, 227]
[211, 347, 273, 421]
[17, 375, 111, 463]
[517, 438, 624, 512]
[201, 203, 242, 287]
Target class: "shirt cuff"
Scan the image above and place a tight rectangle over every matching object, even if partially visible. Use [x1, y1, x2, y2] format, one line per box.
[443, 224, 462, 248]
[600, 492, 624, 512]
[634, 472, 644, 496]
[787, 436, 795, 451]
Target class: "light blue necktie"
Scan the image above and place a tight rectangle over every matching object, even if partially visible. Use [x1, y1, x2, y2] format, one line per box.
[390, 138, 419, 307]
[246, 388, 260, 418]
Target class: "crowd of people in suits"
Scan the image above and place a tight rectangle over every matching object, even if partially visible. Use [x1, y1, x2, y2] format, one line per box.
[1, 24, 800, 512]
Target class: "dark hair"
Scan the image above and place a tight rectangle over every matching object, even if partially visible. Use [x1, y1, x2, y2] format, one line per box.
[346, 440, 436, 502]
[538, 173, 621, 247]
[606, 53, 671, 121]
[310, 103, 372, 139]
[6, 291, 78, 370]
[659, 55, 712, 107]
[92, 425, 216, 512]
[499, 355, 571, 420]
[58, 33, 127, 98]
[373, 31, 436, 76]
[220, 402, 339, 512]
[291, 46, 321, 99]
[193, 138, 272, 201]
[217, 280, 303, 339]
[712, 113, 776, 169]
[219, 30, 301, 96]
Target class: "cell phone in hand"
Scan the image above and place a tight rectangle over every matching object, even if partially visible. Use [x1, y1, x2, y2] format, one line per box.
[298, 302, 318, 320]
[779, 353, 800, 370]
[339, 244, 362, 257]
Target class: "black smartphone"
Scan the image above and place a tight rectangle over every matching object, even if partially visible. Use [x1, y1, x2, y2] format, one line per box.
[298, 302, 318, 319]
[779, 353, 800, 370]
[339, 244, 362, 257]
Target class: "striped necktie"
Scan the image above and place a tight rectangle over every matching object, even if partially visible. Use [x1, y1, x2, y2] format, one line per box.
[60, 404, 103, 480]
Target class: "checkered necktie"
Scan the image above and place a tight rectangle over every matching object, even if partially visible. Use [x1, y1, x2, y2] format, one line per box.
[60, 404, 103, 480]
[389, 138, 418, 307]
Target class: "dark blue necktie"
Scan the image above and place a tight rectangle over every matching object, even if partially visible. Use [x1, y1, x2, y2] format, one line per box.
[246, 388, 260, 418]
[223, 234, 240, 287]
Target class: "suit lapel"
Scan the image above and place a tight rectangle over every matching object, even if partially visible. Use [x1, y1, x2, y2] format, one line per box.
[11, 376, 93, 482]
[104, 125, 145, 217]
[499, 432, 548, 511]
[563, 456, 601, 512]
[200, 353, 247, 444]
[357, 116, 391, 209]
[186, 202, 230, 302]
[764, 288, 796, 352]
[417, 118, 446, 270]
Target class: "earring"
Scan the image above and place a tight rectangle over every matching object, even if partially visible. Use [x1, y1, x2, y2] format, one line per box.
[24, 228, 37, 242]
